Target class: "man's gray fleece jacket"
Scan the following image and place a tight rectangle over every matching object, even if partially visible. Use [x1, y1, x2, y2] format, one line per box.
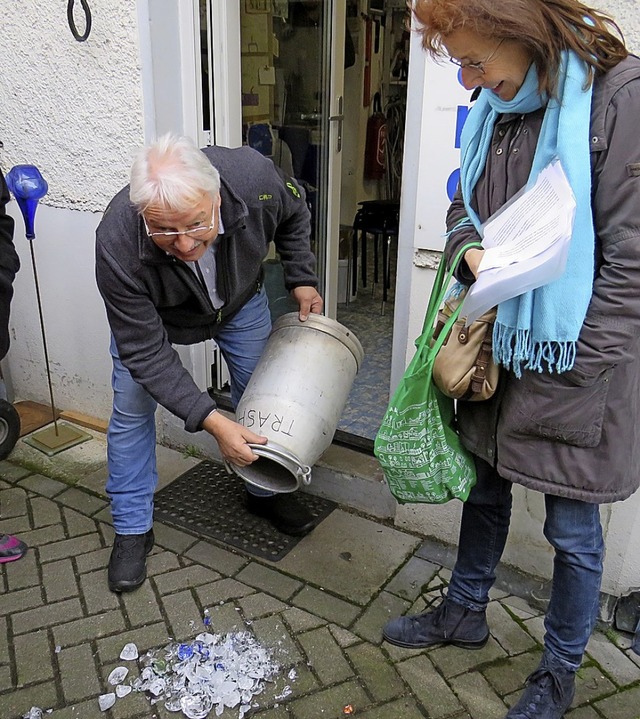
[95, 145, 318, 433]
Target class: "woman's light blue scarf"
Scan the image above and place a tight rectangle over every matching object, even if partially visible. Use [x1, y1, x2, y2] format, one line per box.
[459, 53, 594, 376]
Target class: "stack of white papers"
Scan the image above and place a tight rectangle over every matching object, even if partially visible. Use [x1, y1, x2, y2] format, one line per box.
[460, 160, 576, 325]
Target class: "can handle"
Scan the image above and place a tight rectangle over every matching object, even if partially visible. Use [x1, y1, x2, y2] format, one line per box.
[298, 464, 312, 485]
[247, 442, 312, 483]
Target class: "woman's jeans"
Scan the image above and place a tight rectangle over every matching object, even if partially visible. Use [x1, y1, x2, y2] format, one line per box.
[106, 287, 272, 535]
[447, 457, 604, 670]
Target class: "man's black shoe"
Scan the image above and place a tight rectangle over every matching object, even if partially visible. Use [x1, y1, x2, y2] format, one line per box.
[505, 653, 576, 718]
[245, 492, 317, 536]
[382, 596, 490, 649]
[108, 529, 154, 593]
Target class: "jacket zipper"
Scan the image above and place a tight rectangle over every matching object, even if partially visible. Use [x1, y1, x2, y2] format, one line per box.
[501, 114, 527, 202]
[174, 258, 216, 314]
[217, 237, 230, 316]
[507, 114, 526, 154]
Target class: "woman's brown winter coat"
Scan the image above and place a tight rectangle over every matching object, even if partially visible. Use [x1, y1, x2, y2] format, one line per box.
[445, 55, 640, 504]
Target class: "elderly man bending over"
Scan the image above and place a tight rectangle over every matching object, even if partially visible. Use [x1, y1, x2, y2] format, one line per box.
[96, 134, 323, 592]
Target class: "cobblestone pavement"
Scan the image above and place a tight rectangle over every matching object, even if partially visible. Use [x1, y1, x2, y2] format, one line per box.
[1, 430, 639, 719]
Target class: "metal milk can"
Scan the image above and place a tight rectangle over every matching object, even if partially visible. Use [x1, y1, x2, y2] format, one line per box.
[230, 312, 364, 492]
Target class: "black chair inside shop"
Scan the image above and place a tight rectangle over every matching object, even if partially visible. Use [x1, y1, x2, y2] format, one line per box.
[351, 200, 400, 307]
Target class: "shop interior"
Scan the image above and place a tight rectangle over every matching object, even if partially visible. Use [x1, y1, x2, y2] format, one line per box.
[205, 0, 409, 449]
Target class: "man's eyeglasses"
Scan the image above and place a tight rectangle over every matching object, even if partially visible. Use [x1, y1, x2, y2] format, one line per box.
[449, 38, 504, 75]
[143, 205, 216, 239]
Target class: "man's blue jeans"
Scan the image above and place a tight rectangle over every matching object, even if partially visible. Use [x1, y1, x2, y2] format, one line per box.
[447, 457, 604, 670]
[106, 287, 272, 535]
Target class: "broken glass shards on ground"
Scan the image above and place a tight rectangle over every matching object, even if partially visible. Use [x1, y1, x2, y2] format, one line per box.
[128, 631, 281, 718]
[22, 709, 45, 719]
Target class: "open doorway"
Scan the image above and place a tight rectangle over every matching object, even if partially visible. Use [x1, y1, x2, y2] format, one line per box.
[201, 0, 408, 450]
[335, 1, 408, 448]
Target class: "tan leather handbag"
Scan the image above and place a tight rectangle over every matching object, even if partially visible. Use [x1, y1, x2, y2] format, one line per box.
[432, 285, 499, 402]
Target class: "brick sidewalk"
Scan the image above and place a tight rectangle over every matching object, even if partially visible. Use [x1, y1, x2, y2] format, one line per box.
[1, 434, 639, 719]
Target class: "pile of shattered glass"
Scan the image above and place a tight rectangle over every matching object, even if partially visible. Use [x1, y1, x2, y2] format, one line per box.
[100, 629, 286, 719]
[21, 613, 295, 718]
[23, 629, 292, 719]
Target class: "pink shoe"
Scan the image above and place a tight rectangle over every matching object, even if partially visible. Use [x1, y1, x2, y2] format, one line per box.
[0, 533, 28, 562]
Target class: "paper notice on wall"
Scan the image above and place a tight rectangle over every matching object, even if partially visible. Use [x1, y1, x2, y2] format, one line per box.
[460, 160, 576, 325]
[259, 66, 276, 85]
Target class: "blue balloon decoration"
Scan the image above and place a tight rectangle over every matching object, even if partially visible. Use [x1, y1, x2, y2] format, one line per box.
[6, 165, 49, 240]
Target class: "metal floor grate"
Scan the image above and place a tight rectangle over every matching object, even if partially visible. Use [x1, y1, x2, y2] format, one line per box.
[154, 460, 336, 562]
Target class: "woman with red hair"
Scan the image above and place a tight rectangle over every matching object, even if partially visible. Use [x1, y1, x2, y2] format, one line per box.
[383, 2, 640, 718]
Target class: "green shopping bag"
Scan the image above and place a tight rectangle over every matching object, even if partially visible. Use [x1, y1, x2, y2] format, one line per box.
[374, 242, 480, 504]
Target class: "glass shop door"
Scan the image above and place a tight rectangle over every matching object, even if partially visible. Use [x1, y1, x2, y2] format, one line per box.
[205, 0, 346, 318]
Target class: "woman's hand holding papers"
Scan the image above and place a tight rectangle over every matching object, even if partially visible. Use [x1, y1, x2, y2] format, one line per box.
[464, 247, 485, 279]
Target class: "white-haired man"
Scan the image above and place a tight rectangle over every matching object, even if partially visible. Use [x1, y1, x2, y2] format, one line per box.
[96, 135, 323, 592]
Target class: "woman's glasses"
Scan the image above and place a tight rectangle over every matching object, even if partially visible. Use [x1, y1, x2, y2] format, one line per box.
[449, 38, 505, 75]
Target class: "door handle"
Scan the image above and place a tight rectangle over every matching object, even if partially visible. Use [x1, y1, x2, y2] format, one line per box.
[329, 96, 344, 152]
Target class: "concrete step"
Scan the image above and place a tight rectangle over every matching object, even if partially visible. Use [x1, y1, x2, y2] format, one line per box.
[160, 408, 395, 520]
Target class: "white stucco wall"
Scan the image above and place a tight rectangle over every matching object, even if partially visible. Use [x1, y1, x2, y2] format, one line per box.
[598, 0, 640, 54]
[1, 1, 145, 419]
[397, 0, 640, 598]
[6, 205, 113, 419]
[1, 2, 144, 211]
